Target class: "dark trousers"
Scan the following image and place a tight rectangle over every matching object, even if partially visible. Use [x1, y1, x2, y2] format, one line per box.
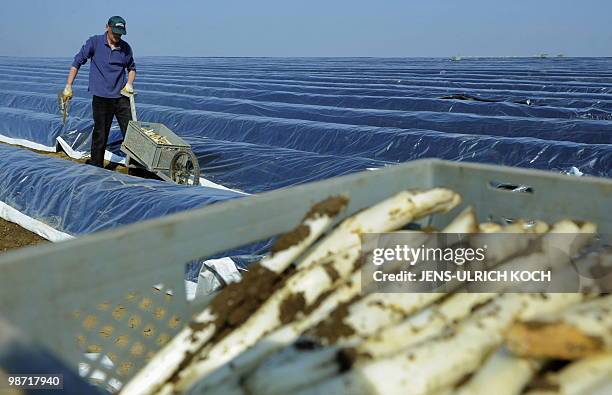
[91, 95, 132, 167]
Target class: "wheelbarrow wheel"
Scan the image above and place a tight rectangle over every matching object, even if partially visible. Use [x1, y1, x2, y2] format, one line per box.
[169, 150, 200, 186]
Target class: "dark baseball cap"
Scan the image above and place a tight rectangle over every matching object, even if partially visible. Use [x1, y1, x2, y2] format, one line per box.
[108, 16, 127, 35]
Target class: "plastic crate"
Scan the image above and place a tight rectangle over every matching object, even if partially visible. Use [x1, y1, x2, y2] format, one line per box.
[0, 159, 610, 392]
[121, 121, 191, 172]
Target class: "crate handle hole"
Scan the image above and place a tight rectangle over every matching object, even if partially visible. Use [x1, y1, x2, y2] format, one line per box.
[488, 180, 534, 194]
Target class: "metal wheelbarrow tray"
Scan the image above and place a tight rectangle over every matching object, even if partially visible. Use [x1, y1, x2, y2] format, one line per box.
[121, 121, 201, 186]
[0, 159, 610, 393]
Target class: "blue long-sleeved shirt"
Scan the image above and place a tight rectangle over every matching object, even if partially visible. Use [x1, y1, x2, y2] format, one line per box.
[72, 34, 136, 98]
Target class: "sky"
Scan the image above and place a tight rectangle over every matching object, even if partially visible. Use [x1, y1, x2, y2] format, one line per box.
[1, 0, 611, 57]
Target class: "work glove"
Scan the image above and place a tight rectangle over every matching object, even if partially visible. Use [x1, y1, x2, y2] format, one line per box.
[121, 83, 134, 95]
[62, 84, 73, 100]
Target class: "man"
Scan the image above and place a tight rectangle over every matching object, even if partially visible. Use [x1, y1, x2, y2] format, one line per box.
[61, 16, 136, 167]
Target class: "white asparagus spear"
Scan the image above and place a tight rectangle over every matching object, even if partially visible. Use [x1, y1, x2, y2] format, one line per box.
[469, 220, 549, 269]
[535, 289, 610, 324]
[242, 217, 528, 392]
[357, 222, 548, 357]
[313, 218, 549, 345]
[346, 206, 478, 344]
[242, 210, 481, 394]
[172, 246, 360, 394]
[294, 294, 525, 395]
[548, 250, 608, 294]
[296, 189, 461, 271]
[375, 225, 590, 357]
[465, 220, 595, 293]
[230, 270, 362, 373]
[478, 222, 503, 233]
[454, 348, 542, 395]
[507, 294, 612, 359]
[250, 293, 589, 395]
[518, 293, 592, 321]
[427, 389, 453, 395]
[187, 271, 362, 393]
[167, 189, 461, 394]
[523, 353, 612, 395]
[441, 206, 478, 233]
[196, 205, 476, 394]
[467, 254, 599, 324]
[122, 197, 347, 395]
[313, 292, 445, 345]
[214, 220, 592, 393]
[243, 218, 554, 395]
[455, 253, 605, 395]
[296, 290, 591, 395]
[392, 205, 477, 235]
[243, 293, 498, 395]
[358, 292, 497, 358]
[230, 220, 588, 393]
[263, 196, 350, 273]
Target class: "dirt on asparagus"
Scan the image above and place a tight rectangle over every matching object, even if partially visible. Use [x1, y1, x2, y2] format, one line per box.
[312, 296, 359, 343]
[304, 196, 349, 220]
[279, 292, 307, 324]
[270, 225, 310, 255]
[206, 263, 297, 343]
[268, 196, 348, 256]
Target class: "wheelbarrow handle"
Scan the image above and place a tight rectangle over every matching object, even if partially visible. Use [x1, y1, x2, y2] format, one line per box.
[121, 90, 138, 122]
[128, 94, 137, 122]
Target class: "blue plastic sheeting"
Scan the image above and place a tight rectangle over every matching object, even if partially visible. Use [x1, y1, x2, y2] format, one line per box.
[0, 57, 611, 195]
[181, 134, 607, 194]
[0, 144, 242, 235]
[0, 144, 270, 277]
[184, 136, 387, 194]
[0, 143, 268, 261]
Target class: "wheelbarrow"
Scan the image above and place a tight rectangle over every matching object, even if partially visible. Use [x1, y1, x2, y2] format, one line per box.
[119, 90, 200, 186]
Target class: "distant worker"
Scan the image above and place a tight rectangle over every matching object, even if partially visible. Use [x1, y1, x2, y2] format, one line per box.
[61, 16, 136, 167]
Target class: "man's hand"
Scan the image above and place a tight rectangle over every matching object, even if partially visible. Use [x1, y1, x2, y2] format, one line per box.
[121, 83, 134, 95]
[62, 84, 73, 100]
